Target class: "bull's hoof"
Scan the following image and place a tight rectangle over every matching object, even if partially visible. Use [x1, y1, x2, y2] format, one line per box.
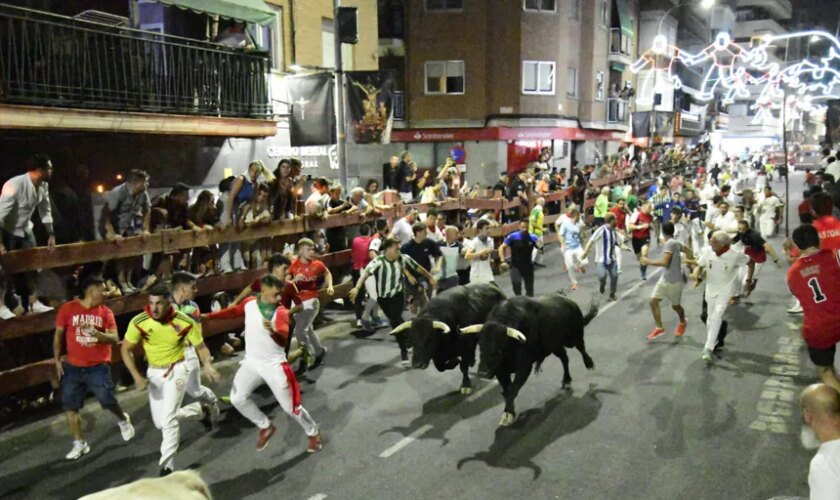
[499, 412, 515, 426]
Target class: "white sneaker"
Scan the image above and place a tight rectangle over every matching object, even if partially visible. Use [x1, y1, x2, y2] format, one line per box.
[30, 301, 53, 314]
[65, 440, 90, 460]
[787, 303, 803, 314]
[0, 305, 15, 320]
[118, 414, 135, 441]
[355, 319, 362, 328]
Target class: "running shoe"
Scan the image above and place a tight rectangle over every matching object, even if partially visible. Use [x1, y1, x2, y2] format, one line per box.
[119, 413, 135, 441]
[308, 433, 323, 453]
[674, 322, 687, 337]
[570, 282, 578, 291]
[701, 348, 713, 364]
[257, 424, 277, 451]
[646, 327, 666, 341]
[65, 440, 90, 460]
[400, 349, 410, 367]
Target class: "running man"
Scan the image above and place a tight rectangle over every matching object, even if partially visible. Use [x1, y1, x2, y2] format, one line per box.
[203, 275, 322, 453]
[53, 276, 135, 460]
[349, 238, 437, 366]
[288, 238, 334, 371]
[582, 213, 620, 301]
[121, 284, 221, 475]
[640, 222, 692, 340]
[628, 202, 653, 280]
[559, 207, 588, 291]
[498, 219, 541, 297]
[170, 272, 219, 424]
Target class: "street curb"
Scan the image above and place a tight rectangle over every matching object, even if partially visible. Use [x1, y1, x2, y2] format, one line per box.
[0, 319, 354, 458]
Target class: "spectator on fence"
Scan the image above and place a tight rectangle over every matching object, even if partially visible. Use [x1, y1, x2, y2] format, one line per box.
[383, 155, 401, 191]
[348, 187, 375, 216]
[493, 173, 510, 199]
[152, 183, 192, 231]
[272, 158, 298, 220]
[98, 169, 151, 294]
[187, 190, 219, 276]
[0, 153, 56, 315]
[397, 152, 416, 203]
[216, 176, 244, 273]
[223, 160, 274, 227]
[304, 178, 331, 217]
[326, 184, 353, 252]
[239, 182, 272, 268]
[54, 275, 135, 460]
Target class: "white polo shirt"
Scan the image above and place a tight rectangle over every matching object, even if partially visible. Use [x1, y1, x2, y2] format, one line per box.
[810, 439, 840, 500]
[697, 246, 750, 299]
[465, 237, 494, 284]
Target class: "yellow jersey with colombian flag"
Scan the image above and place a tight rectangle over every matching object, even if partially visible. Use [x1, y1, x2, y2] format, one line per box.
[124, 306, 204, 366]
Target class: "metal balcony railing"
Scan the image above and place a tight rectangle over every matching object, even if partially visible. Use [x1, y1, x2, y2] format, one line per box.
[607, 97, 629, 123]
[0, 3, 270, 118]
[609, 28, 632, 57]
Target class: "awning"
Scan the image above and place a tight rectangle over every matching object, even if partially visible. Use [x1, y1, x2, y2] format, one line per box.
[615, 0, 634, 36]
[155, 0, 276, 26]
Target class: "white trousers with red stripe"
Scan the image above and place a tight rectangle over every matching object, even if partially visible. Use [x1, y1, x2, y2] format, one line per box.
[229, 359, 318, 436]
[147, 362, 204, 470]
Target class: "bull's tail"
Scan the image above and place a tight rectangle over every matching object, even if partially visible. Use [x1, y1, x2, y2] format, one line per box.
[582, 302, 599, 327]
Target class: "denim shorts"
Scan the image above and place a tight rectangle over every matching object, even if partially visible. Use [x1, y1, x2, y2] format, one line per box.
[61, 362, 118, 411]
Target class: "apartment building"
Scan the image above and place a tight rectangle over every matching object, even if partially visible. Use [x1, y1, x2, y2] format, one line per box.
[377, 0, 641, 187]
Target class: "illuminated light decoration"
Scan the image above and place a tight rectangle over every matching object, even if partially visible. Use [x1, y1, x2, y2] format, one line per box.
[630, 35, 689, 105]
[682, 32, 756, 102]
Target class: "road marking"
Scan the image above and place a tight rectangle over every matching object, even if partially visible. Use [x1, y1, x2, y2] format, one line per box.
[597, 269, 663, 316]
[378, 424, 434, 458]
[466, 379, 499, 403]
[786, 321, 800, 331]
[307, 495, 328, 500]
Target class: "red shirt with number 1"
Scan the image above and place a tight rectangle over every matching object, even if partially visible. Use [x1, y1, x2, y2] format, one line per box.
[787, 249, 840, 349]
[288, 258, 328, 302]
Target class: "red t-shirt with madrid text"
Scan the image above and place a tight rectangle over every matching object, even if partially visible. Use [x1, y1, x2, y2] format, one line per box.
[55, 300, 117, 367]
[787, 249, 840, 350]
[288, 259, 328, 302]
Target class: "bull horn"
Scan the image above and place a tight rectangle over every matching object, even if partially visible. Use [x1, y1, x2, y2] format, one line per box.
[506, 328, 527, 343]
[432, 321, 451, 334]
[460, 324, 483, 334]
[390, 321, 413, 335]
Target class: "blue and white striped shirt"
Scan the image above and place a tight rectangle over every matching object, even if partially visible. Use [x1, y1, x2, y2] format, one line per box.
[588, 224, 618, 265]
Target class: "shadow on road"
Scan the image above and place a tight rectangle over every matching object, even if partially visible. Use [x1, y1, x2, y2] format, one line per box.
[210, 452, 311, 498]
[456, 384, 613, 479]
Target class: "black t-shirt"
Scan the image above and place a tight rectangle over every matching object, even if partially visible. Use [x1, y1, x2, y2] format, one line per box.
[401, 238, 443, 271]
[507, 178, 526, 200]
[734, 229, 765, 251]
[397, 161, 414, 193]
[504, 230, 538, 271]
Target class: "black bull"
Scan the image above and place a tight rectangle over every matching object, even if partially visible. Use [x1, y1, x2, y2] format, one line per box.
[462, 293, 598, 425]
[391, 283, 507, 394]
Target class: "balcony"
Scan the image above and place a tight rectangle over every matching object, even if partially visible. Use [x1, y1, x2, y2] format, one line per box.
[607, 97, 629, 124]
[609, 28, 633, 66]
[0, 4, 271, 122]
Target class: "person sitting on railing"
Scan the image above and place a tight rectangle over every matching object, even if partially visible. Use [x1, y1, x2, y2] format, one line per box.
[363, 179, 390, 213]
[348, 187, 376, 216]
[152, 183, 204, 273]
[0, 153, 56, 317]
[239, 182, 272, 269]
[325, 184, 355, 253]
[98, 169, 152, 295]
[219, 161, 274, 273]
[188, 190, 219, 276]
[304, 178, 331, 218]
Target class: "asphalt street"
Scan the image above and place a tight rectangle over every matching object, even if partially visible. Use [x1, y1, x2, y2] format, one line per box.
[0, 174, 817, 500]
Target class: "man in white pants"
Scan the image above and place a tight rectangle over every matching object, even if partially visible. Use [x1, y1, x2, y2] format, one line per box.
[558, 207, 588, 291]
[170, 272, 219, 426]
[204, 274, 322, 453]
[692, 231, 750, 363]
[756, 186, 783, 240]
[121, 284, 221, 476]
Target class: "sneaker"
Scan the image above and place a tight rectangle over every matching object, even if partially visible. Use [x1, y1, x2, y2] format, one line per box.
[159, 466, 174, 477]
[0, 305, 15, 320]
[599, 281, 606, 294]
[609, 294, 617, 302]
[400, 350, 410, 367]
[65, 440, 90, 460]
[617, 269, 623, 274]
[675, 322, 687, 337]
[307, 433, 323, 453]
[641, 275, 647, 281]
[257, 424, 277, 451]
[373, 316, 390, 328]
[787, 303, 803, 314]
[701, 348, 713, 364]
[118, 414, 135, 441]
[646, 327, 666, 341]
[355, 319, 363, 329]
[313, 348, 328, 368]
[208, 398, 220, 420]
[570, 282, 578, 291]
[29, 301, 53, 314]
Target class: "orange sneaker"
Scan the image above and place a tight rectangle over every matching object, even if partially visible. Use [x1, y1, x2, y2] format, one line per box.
[308, 433, 323, 453]
[570, 282, 578, 291]
[646, 327, 666, 341]
[257, 424, 276, 451]
[675, 322, 687, 337]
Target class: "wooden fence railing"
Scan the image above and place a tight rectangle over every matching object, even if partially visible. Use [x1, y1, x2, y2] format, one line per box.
[0, 168, 669, 395]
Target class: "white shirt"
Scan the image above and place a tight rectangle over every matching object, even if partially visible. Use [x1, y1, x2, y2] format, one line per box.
[810, 439, 840, 500]
[240, 297, 288, 364]
[0, 173, 53, 237]
[391, 217, 414, 245]
[827, 162, 840, 184]
[697, 246, 750, 298]
[700, 184, 720, 206]
[426, 225, 444, 243]
[466, 237, 494, 283]
[713, 211, 738, 235]
[757, 195, 783, 222]
[304, 192, 329, 216]
[671, 219, 690, 247]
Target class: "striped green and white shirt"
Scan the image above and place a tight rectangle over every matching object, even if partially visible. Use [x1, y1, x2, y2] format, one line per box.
[364, 254, 422, 298]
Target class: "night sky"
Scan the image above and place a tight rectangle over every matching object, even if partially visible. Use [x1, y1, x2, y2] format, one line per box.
[791, 0, 840, 32]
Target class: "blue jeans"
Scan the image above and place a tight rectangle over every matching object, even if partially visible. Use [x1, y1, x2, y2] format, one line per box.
[597, 261, 618, 296]
[61, 362, 118, 410]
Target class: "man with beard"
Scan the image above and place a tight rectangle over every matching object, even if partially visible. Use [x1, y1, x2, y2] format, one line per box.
[800, 384, 840, 498]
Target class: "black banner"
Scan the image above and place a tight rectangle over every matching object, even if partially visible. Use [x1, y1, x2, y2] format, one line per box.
[345, 70, 396, 144]
[826, 99, 840, 146]
[632, 111, 650, 138]
[287, 73, 336, 147]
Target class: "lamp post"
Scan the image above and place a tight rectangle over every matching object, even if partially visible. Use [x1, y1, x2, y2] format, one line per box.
[333, 0, 348, 189]
[650, 0, 715, 144]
